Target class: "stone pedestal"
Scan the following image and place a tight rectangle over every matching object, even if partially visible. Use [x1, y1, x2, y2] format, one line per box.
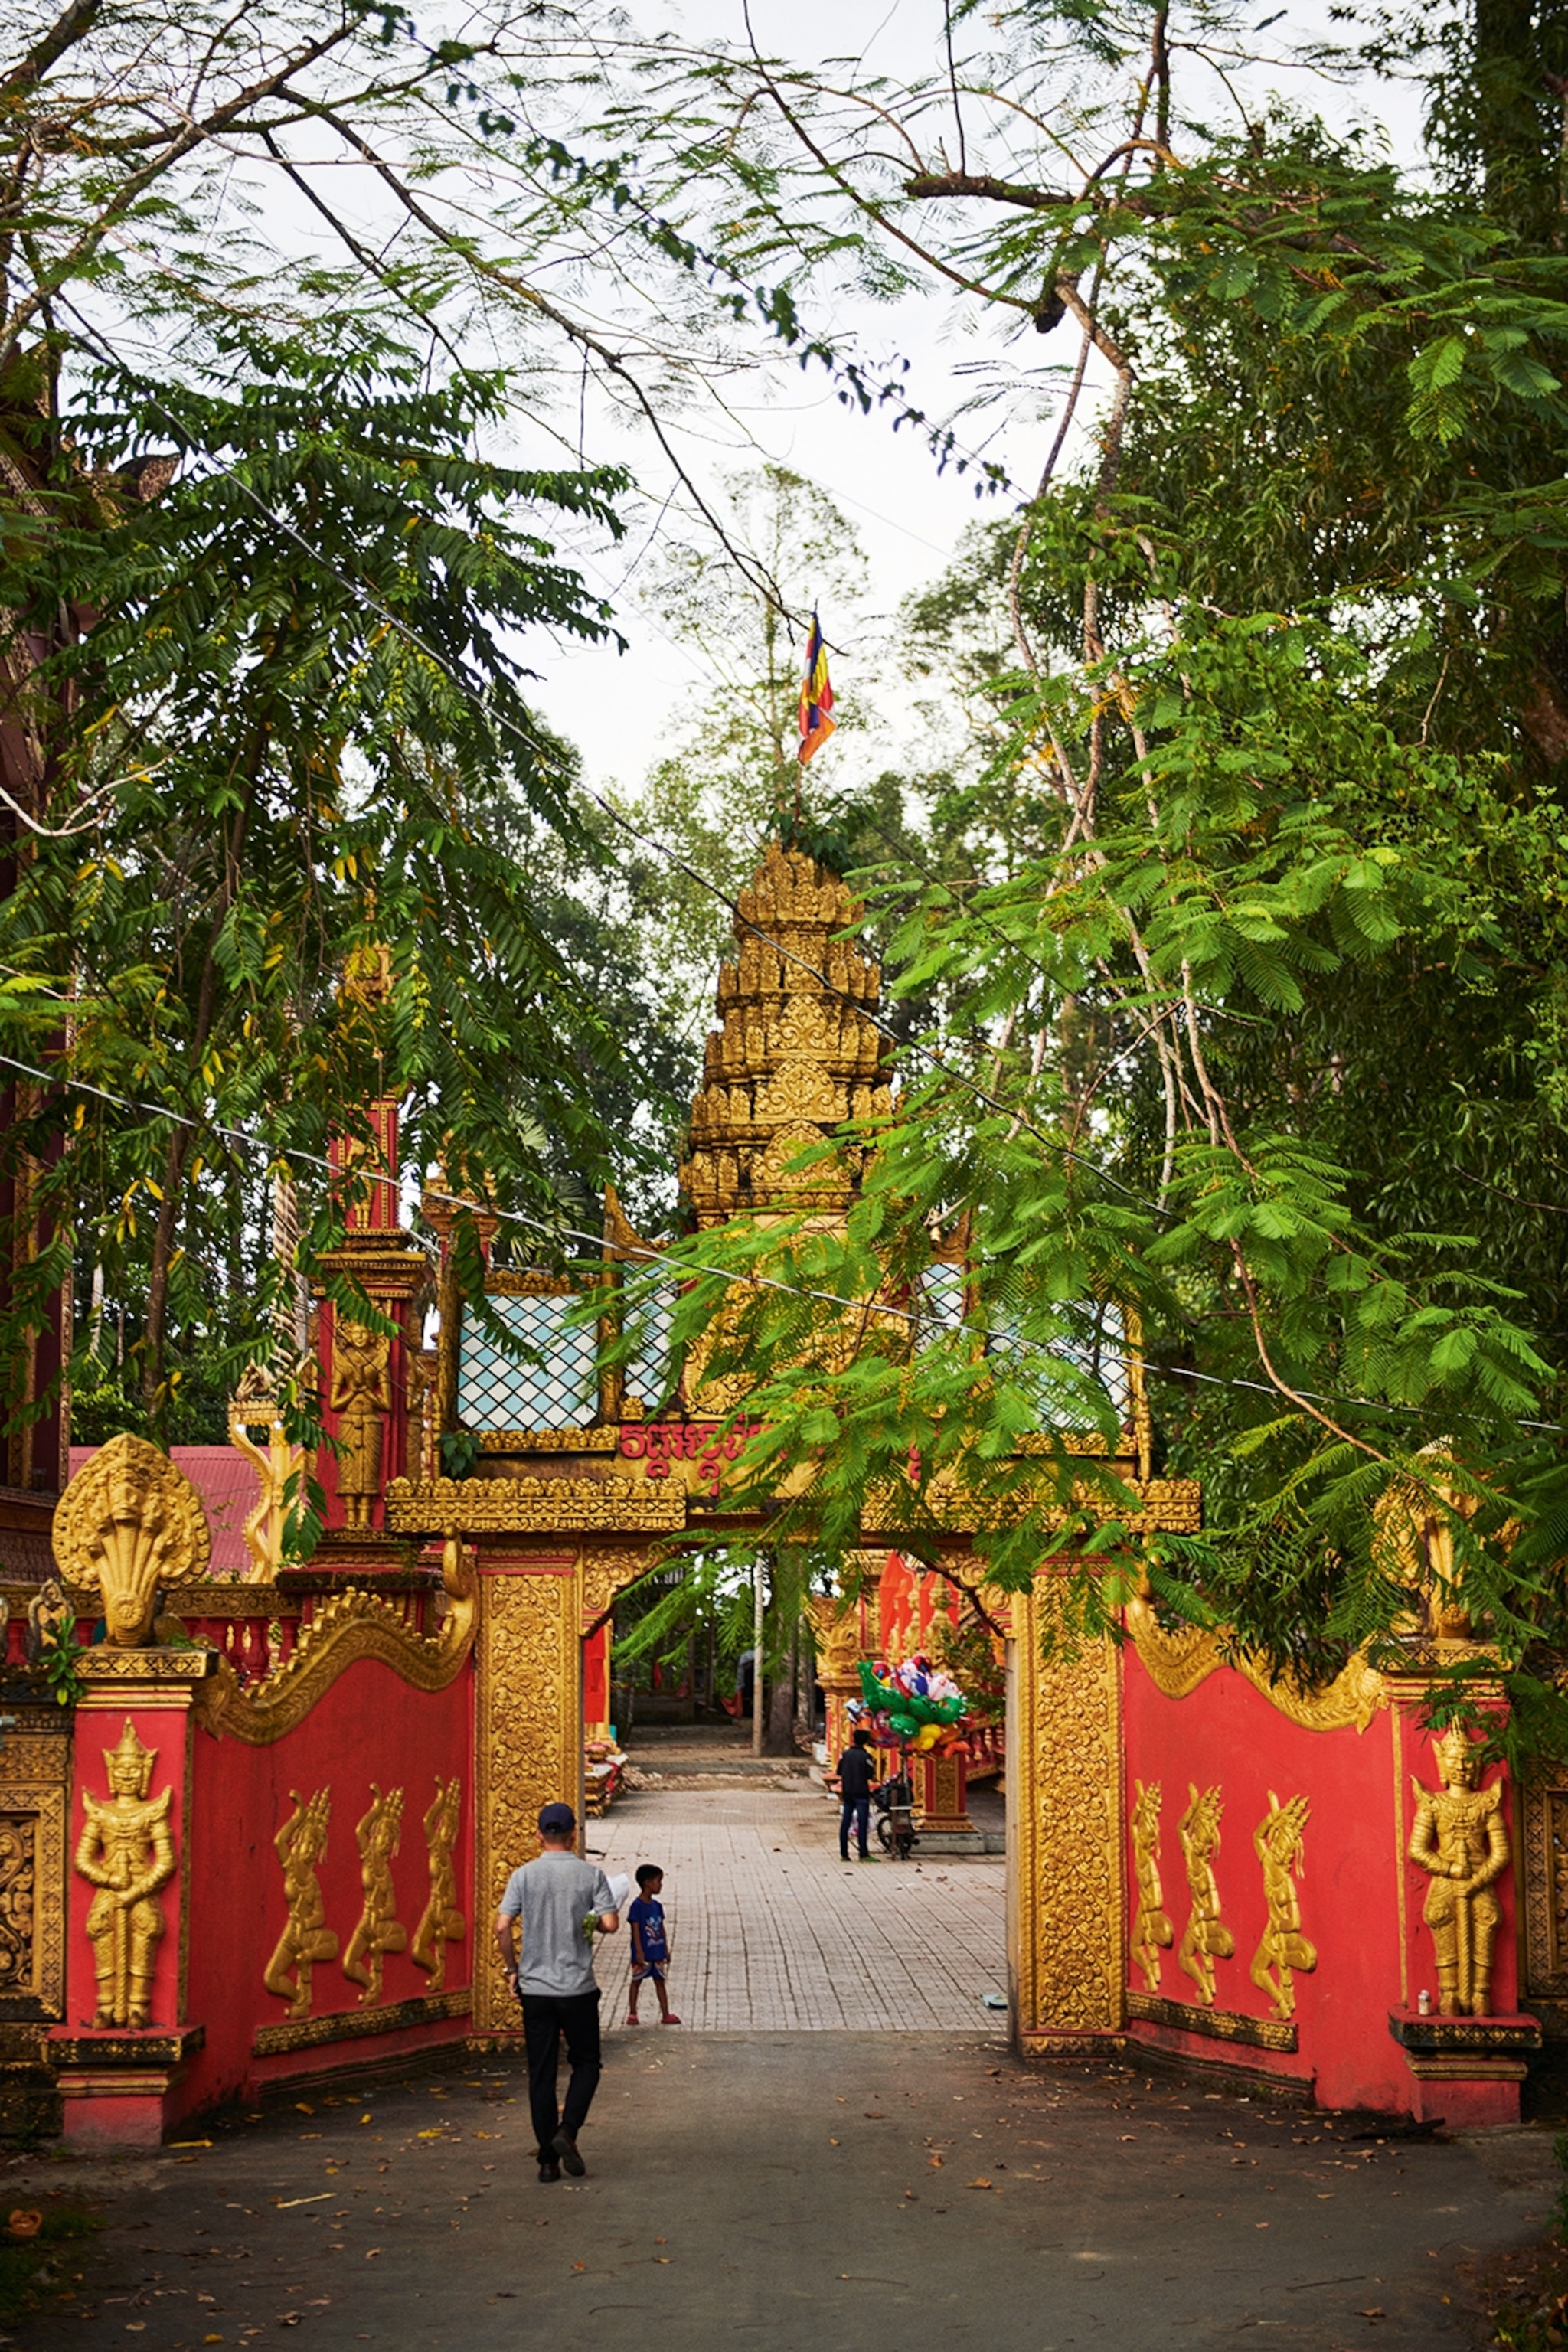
[1387, 2008, 1540, 2128]
[913, 1746, 973, 1838]
[49, 2026, 204, 2150]
[56, 1653, 212, 2147]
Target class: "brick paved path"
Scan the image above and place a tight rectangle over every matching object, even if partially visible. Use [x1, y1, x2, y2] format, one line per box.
[590, 1784, 1006, 2032]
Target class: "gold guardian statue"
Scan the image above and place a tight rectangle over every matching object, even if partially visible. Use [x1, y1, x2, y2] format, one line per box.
[74, 1720, 176, 2029]
[1409, 1729, 1511, 2016]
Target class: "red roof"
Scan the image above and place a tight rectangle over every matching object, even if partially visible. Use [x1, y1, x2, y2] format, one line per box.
[68, 1444, 258, 1576]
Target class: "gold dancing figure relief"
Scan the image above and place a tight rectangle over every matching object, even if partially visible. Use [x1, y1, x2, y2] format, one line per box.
[330, 1319, 391, 1530]
[411, 1776, 466, 1994]
[1250, 1791, 1318, 2020]
[74, 1720, 175, 2029]
[264, 1788, 338, 2020]
[1177, 1782, 1235, 2005]
[343, 1783, 407, 2005]
[1129, 1779, 1174, 1994]
[1409, 1730, 1511, 2016]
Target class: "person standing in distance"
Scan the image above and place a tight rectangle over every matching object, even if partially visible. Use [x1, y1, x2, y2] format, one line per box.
[832, 1726, 878, 1863]
[494, 1801, 619, 2181]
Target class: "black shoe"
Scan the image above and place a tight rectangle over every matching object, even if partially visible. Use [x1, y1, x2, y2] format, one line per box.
[552, 2129, 586, 2177]
[537, 2161, 560, 2183]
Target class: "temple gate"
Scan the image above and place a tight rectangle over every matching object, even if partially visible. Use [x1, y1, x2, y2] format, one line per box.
[0, 838, 1544, 2140]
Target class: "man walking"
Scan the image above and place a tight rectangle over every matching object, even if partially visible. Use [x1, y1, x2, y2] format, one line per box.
[494, 1802, 619, 2182]
[832, 1726, 878, 1863]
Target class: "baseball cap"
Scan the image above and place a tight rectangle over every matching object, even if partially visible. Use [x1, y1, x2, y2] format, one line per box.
[537, 1802, 576, 1835]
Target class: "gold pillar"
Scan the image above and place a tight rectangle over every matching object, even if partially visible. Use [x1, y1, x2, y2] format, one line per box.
[472, 1554, 583, 2035]
[1008, 1573, 1125, 2046]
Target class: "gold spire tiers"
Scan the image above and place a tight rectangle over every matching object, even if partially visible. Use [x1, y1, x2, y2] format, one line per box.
[680, 844, 890, 1224]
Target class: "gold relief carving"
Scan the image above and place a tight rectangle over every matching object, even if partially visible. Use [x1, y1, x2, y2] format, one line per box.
[74, 1720, 175, 2029]
[1521, 1778, 1568, 2001]
[1175, 1784, 1234, 2007]
[411, 1777, 465, 1994]
[343, 1785, 407, 2006]
[1124, 1589, 1385, 1734]
[194, 1545, 476, 1747]
[1126, 1988, 1299, 2054]
[1012, 1583, 1123, 2035]
[1409, 1730, 1511, 2016]
[54, 1434, 210, 1645]
[1129, 1781, 1174, 1994]
[264, 1788, 338, 2020]
[253, 1986, 470, 2058]
[475, 1570, 577, 2033]
[805, 1592, 862, 1683]
[386, 1476, 684, 1537]
[580, 1547, 661, 1635]
[479, 1428, 621, 1455]
[330, 1320, 392, 1532]
[1249, 1792, 1317, 2020]
[0, 1817, 38, 2001]
[862, 1473, 1202, 1540]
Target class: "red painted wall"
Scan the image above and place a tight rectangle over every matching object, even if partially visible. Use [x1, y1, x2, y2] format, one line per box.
[1121, 1648, 1521, 2112]
[177, 1655, 475, 2120]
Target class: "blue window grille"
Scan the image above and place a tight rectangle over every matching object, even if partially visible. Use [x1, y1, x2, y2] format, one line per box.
[456, 1292, 598, 1430]
[622, 1286, 678, 1413]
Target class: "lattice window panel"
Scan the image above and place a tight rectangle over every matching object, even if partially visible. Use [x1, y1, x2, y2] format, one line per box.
[919, 1263, 968, 1335]
[457, 1293, 597, 1430]
[622, 1287, 677, 1413]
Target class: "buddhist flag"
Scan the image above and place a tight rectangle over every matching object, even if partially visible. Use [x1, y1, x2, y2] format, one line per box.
[797, 609, 836, 766]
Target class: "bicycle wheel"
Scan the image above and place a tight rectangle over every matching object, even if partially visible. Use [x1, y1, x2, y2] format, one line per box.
[876, 1812, 894, 1854]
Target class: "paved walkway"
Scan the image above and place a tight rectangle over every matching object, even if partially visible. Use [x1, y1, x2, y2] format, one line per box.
[10, 2032, 1553, 2350]
[590, 1784, 1007, 2031]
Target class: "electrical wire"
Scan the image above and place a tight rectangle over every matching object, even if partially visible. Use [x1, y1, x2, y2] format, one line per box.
[56, 295, 1164, 1222]
[2, 1047, 1560, 1442]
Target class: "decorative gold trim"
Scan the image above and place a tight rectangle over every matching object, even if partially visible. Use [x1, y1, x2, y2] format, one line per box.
[0, 1788, 65, 2017]
[479, 1429, 620, 1455]
[1124, 1592, 1385, 1733]
[580, 1545, 664, 1635]
[386, 1475, 685, 1536]
[1127, 1988, 1298, 2053]
[253, 1987, 470, 2057]
[50, 2026, 204, 2068]
[73, 1650, 215, 1685]
[1387, 2009, 1540, 2053]
[864, 1473, 1202, 1539]
[485, 1269, 576, 1297]
[1010, 1585, 1124, 2036]
[473, 1565, 580, 2034]
[194, 1546, 476, 1746]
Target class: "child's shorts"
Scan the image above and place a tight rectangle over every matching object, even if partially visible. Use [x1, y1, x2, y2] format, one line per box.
[631, 1962, 665, 1984]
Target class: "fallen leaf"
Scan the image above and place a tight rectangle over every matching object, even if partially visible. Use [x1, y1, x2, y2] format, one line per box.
[968, 2178, 992, 2190]
[295, 2104, 314, 2115]
[1357, 2311, 1384, 2321]
[279, 2315, 302, 2328]
[655, 2256, 671, 2264]
[358, 2115, 371, 2127]
[272, 2195, 330, 2210]
[416, 2129, 443, 2141]
[8, 2211, 41, 2239]
[204, 2336, 224, 2345]
[864, 2112, 885, 2119]
[828, 2138, 840, 2147]
[171, 2140, 213, 2151]
[364, 2250, 381, 2260]
[1119, 2135, 1135, 2143]
[572, 2262, 586, 2273]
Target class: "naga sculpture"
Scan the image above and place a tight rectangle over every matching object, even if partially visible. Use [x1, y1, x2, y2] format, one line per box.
[54, 1432, 210, 1644]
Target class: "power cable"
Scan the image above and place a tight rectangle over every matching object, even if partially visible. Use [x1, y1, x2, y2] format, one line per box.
[54, 296, 1165, 1220]
[2, 1047, 1560, 1442]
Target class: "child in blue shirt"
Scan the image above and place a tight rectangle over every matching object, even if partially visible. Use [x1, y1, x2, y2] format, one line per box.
[626, 1864, 681, 2026]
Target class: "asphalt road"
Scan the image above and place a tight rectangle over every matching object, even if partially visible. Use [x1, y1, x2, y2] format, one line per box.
[0, 2032, 1554, 2351]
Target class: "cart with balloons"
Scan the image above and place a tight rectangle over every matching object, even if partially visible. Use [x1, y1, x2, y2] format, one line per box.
[853, 1652, 975, 1851]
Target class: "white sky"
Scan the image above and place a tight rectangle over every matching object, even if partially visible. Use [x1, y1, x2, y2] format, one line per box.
[515, 0, 1424, 796]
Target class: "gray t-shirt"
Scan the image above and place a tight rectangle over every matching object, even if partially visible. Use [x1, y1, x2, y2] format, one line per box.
[498, 1852, 616, 1998]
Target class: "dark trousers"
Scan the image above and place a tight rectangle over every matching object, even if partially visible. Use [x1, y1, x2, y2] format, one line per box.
[840, 1795, 871, 1857]
[521, 1988, 602, 2158]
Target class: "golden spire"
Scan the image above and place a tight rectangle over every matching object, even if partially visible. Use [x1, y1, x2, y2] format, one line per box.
[679, 842, 889, 1226]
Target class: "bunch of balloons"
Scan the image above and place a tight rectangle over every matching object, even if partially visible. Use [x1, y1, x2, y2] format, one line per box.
[857, 1654, 967, 1753]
